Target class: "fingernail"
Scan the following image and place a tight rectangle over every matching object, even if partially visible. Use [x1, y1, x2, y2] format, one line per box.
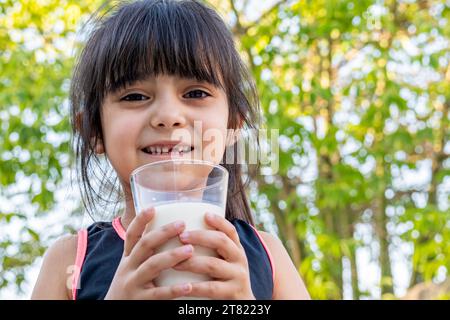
[179, 232, 189, 241]
[174, 221, 184, 229]
[183, 245, 193, 253]
[179, 283, 191, 292]
[206, 212, 215, 220]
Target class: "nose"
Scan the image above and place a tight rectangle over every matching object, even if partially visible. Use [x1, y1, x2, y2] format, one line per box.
[149, 96, 187, 129]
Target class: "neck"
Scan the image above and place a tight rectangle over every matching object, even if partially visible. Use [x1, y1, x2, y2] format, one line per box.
[119, 196, 136, 231]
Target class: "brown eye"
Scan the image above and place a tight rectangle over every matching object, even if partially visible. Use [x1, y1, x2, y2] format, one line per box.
[183, 90, 211, 99]
[121, 93, 149, 101]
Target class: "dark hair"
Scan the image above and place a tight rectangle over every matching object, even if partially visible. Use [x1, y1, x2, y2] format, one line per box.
[70, 0, 260, 225]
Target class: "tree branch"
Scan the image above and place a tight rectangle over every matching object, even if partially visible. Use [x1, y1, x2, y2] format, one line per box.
[229, 0, 245, 35]
[231, 0, 286, 35]
[243, 0, 285, 33]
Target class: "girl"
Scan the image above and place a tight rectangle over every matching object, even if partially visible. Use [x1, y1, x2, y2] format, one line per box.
[31, 0, 310, 300]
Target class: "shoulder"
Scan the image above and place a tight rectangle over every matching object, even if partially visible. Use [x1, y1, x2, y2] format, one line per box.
[31, 234, 78, 300]
[257, 230, 282, 248]
[255, 230, 285, 267]
[50, 234, 78, 253]
[255, 230, 311, 300]
[256, 230, 287, 259]
[40, 234, 78, 270]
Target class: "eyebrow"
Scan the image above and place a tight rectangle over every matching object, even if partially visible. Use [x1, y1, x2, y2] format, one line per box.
[108, 76, 222, 96]
[120, 76, 220, 89]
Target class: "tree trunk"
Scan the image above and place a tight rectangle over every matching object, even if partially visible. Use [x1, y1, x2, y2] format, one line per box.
[270, 202, 303, 267]
[375, 163, 393, 295]
[429, 99, 448, 206]
[349, 248, 360, 300]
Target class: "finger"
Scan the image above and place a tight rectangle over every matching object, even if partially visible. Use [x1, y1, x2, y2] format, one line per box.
[186, 281, 230, 299]
[173, 256, 235, 279]
[129, 220, 186, 267]
[139, 283, 193, 300]
[205, 213, 241, 246]
[179, 229, 240, 261]
[124, 208, 155, 257]
[135, 244, 194, 282]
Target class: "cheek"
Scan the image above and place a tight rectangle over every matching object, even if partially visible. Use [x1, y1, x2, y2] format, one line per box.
[101, 110, 142, 179]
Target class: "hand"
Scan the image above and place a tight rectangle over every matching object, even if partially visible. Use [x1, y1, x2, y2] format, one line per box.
[174, 213, 255, 300]
[104, 208, 195, 299]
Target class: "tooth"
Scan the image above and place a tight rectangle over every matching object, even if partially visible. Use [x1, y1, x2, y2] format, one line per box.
[150, 147, 156, 154]
[155, 147, 160, 154]
[184, 146, 190, 152]
[162, 146, 169, 153]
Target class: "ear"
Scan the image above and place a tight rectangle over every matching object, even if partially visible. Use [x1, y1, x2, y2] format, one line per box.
[77, 111, 105, 154]
[92, 137, 105, 154]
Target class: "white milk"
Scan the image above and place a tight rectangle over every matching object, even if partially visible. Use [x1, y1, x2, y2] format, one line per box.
[149, 201, 224, 291]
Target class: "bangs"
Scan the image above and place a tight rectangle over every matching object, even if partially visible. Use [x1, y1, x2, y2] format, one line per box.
[92, 0, 231, 94]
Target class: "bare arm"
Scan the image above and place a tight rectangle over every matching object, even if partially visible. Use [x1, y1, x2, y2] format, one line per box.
[31, 234, 77, 300]
[259, 231, 311, 300]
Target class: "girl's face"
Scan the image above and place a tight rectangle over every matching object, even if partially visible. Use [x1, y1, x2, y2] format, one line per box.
[100, 75, 229, 192]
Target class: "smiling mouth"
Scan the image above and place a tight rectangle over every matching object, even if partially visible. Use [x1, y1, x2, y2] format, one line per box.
[141, 145, 194, 155]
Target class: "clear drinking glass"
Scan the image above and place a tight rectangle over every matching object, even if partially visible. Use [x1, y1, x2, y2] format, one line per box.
[130, 159, 228, 291]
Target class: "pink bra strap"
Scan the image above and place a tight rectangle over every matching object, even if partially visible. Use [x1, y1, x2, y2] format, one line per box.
[72, 229, 88, 300]
[112, 217, 126, 240]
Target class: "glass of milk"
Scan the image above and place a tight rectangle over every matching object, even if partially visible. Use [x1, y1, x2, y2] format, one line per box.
[130, 159, 228, 293]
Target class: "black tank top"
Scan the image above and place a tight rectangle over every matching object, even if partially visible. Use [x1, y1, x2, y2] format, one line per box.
[74, 218, 274, 300]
